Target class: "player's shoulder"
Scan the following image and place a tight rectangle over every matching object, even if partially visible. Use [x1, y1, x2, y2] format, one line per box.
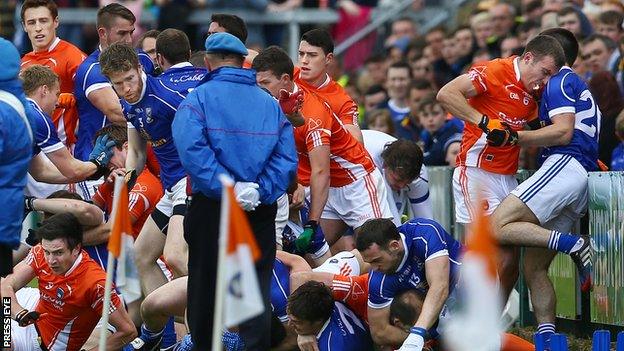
[56, 39, 86, 56]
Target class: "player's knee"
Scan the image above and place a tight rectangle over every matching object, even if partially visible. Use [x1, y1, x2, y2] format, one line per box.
[141, 292, 163, 320]
[163, 249, 187, 276]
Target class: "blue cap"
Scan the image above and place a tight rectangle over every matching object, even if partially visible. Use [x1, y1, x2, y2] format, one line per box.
[0, 38, 21, 81]
[205, 32, 248, 56]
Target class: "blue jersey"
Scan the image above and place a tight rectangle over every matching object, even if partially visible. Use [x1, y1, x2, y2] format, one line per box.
[28, 99, 63, 155]
[316, 302, 373, 351]
[368, 218, 463, 309]
[539, 67, 601, 171]
[74, 48, 154, 161]
[159, 62, 207, 96]
[270, 258, 290, 323]
[122, 73, 186, 190]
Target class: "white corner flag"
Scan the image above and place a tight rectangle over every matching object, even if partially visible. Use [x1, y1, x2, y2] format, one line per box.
[211, 175, 265, 350]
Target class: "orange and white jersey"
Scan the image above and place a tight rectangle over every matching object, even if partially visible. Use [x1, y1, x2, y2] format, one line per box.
[294, 84, 374, 187]
[25, 245, 122, 351]
[294, 67, 359, 126]
[92, 169, 164, 240]
[21, 38, 86, 147]
[458, 56, 538, 175]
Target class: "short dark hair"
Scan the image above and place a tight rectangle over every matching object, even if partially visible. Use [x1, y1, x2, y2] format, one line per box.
[137, 29, 160, 49]
[409, 78, 433, 91]
[540, 28, 579, 66]
[252, 45, 294, 78]
[389, 289, 426, 326]
[522, 34, 566, 69]
[287, 281, 333, 323]
[301, 29, 334, 55]
[557, 5, 579, 19]
[418, 91, 443, 113]
[598, 10, 624, 30]
[21, 0, 58, 22]
[190, 50, 207, 67]
[211, 14, 248, 42]
[47, 190, 83, 201]
[156, 28, 191, 64]
[100, 42, 140, 78]
[365, 84, 387, 96]
[388, 61, 413, 79]
[94, 124, 127, 149]
[583, 33, 617, 51]
[35, 213, 83, 250]
[516, 19, 540, 34]
[356, 218, 400, 252]
[97, 3, 136, 29]
[365, 53, 386, 65]
[380, 139, 423, 182]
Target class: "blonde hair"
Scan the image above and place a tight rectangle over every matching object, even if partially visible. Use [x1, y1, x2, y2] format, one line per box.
[20, 64, 58, 96]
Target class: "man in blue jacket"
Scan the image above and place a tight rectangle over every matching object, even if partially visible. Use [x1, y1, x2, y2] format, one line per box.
[0, 37, 35, 276]
[172, 32, 298, 351]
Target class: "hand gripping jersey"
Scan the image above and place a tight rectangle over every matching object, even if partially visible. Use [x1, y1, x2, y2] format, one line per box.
[21, 38, 86, 147]
[25, 245, 122, 351]
[538, 66, 601, 171]
[458, 56, 538, 175]
[74, 48, 154, 161]
[294, 67, 359, 126]
[294, 84, 375, 187]
[316, 302, 373, 351]
[368, 218, 463, 309]
[159, 62, 207, 96]
[27, 98, 64, 156]
[122, 72, 186, 190]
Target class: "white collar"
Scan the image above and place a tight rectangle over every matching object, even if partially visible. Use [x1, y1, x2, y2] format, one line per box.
[513, 57, 521, 82]
[395, 233, 409, 273]
[169, 62, 193, 69]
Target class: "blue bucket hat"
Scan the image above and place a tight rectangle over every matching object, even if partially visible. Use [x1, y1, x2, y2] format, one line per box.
[0, 38, 21, 81]
[205, 32, 248, 56]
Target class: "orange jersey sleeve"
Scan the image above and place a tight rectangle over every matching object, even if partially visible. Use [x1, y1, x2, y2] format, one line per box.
[331, 273, 369, 322]
[458, 57, 538, 174]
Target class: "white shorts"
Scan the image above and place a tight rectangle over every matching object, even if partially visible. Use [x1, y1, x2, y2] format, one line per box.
[510, 154, 587, 226]
[453, 166, 518, 223]
[316, 169, 393, 229]
[275, 193, 289, 247]
[313, 251, 360, 276]
[155, 177, 188, 217]
[10, 288, 42, 351]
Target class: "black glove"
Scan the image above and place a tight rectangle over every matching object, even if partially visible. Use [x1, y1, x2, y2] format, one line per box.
[15, 309, 41, 327]
[25, 228, 39, 247]
[124, 169, 138, 189]
[477, 115, 493, 133]
[487, 124, 518, 147]
[24, 196, 36, 214]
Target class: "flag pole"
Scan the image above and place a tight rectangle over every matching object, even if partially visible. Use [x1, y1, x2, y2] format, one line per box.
[211, 175, 232, 351]
[98, 176, 123, 350]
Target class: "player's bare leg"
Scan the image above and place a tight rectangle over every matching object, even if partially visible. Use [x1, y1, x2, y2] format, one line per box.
[163, 215, 188, 278]
[142, 277, 187, 331]
[320, 218, 348, 250]
[134, 217, 168, 296]
[523, 247, 557, 346]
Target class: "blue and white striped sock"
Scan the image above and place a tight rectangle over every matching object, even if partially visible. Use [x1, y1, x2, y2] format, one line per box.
[547, 230, 583, 254]
[537, 322, 555, 348]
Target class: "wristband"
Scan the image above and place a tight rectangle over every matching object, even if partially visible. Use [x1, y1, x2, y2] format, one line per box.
[410, 327, 427, 338]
